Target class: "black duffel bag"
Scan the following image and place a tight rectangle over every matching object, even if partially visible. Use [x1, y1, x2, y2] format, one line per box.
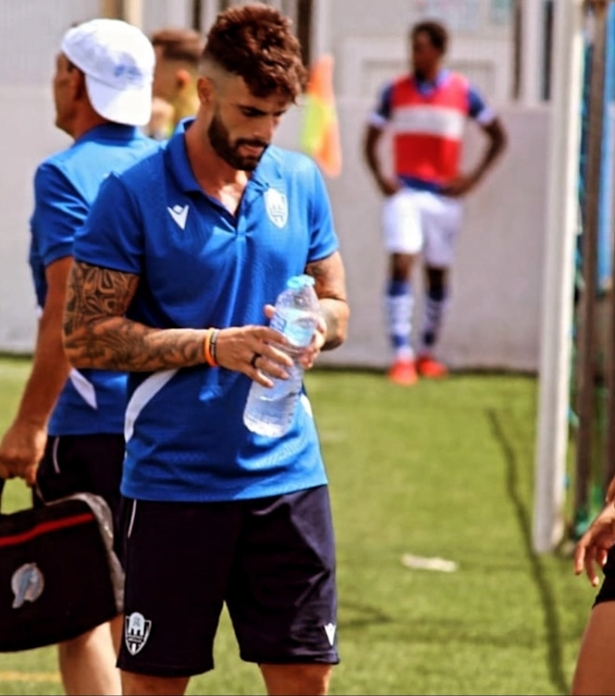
[0, 481, 124, 652]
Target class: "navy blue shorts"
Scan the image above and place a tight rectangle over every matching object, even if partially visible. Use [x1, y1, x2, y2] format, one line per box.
[117, 485, 339, 678]
[33, 433, 125, 561]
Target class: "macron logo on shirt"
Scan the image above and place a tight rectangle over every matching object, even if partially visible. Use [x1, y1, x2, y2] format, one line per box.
[167, 204, 189, 230]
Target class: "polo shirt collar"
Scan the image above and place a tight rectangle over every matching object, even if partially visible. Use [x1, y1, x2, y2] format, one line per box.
[166, 118, 285, 196]
[76, 122, 140, 144]
[413, 68, 449, 94]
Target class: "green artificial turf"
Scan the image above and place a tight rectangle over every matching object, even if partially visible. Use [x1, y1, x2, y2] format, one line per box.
[0, 359, 595, 694]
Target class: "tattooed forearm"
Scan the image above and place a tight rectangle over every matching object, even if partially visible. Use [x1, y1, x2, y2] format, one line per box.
[305, 252, 350, 350]
[63, 261, 208, 372]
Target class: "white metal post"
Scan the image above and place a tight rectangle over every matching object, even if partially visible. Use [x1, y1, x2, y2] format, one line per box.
[533, 0, 585, 553]
[202, 0, 222, 32]
[311, 0, 331, 59]
[122, 0, 143, 27]
[519, 0, 545, 104]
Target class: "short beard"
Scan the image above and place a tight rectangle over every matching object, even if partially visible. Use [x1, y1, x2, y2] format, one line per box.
[207, 112, 268, 171]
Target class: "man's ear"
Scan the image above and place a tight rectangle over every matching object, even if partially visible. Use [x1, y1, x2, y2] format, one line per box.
[71, 67, 87, 101]
[175, 68, 192, 90]
[196, 75, 214, 105]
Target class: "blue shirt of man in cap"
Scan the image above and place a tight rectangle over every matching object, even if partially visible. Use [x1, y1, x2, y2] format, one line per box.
[0, 18, 159, 696]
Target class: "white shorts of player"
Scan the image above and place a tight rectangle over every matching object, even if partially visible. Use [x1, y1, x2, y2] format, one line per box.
[381, 188, 463, 268]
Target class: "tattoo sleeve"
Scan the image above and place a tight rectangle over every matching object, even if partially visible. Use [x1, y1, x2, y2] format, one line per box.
[305, 252, 350, 350]
[63, 261, 207, 371]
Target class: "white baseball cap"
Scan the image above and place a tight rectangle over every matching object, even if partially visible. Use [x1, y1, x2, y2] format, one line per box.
[61, 18, 154, 127]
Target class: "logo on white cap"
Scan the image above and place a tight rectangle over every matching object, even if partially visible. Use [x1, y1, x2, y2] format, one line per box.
[61, 18, 154, 127]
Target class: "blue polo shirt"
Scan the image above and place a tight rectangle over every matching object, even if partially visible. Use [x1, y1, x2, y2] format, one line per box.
[29, 123, 160, 436]
[74, 118, 339, 502]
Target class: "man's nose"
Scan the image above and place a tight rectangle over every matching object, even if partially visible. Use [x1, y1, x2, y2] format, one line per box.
[254, 114, 278, 141]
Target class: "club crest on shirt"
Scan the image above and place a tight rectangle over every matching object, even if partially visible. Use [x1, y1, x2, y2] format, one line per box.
[125, 611, 152, 655]
[264, 188, 288, 229]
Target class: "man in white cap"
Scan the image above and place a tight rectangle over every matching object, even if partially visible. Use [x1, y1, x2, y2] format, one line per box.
[0, 18, 158, 695]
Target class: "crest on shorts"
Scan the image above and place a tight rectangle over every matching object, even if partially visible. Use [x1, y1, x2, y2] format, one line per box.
[264, 188, 288, 229]
[125, 611, 152, 655]
[11, 562, 44, 608]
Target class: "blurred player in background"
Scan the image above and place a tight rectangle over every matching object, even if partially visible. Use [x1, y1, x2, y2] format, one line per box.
[363, 19, 507, 386]
[147, 27, 204, 140]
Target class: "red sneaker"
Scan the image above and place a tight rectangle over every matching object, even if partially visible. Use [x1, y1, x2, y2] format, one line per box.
[416, 355, 448, 378]
[387, 359, 418, 386]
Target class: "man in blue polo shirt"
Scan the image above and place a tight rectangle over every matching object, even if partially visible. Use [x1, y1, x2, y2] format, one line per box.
[0, 19, 158, 696]
[63, 5, 350, 695]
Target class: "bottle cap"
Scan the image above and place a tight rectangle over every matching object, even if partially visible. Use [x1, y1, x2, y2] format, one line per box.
[286, 274, 315, 290]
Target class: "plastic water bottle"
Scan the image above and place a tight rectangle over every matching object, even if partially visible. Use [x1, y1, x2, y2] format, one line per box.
[243, 275, 320, 437]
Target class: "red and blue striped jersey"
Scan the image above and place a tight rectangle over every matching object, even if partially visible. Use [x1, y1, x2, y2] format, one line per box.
[369, 70, 496, 192]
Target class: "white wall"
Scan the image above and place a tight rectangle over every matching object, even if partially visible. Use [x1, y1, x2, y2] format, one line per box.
[0, 92, 550, 372]
[0, 0, 535, 370]
[331, 0, 513, 104]
[276, 101, 549, 372]
[0, 86, 70, 352]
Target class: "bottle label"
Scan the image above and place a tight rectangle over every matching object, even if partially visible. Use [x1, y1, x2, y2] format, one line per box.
[271, 307, 317, 348]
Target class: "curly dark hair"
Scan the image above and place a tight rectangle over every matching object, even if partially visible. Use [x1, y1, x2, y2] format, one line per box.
[203, 3, 307, 101]
[410, 20, 449, 54]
